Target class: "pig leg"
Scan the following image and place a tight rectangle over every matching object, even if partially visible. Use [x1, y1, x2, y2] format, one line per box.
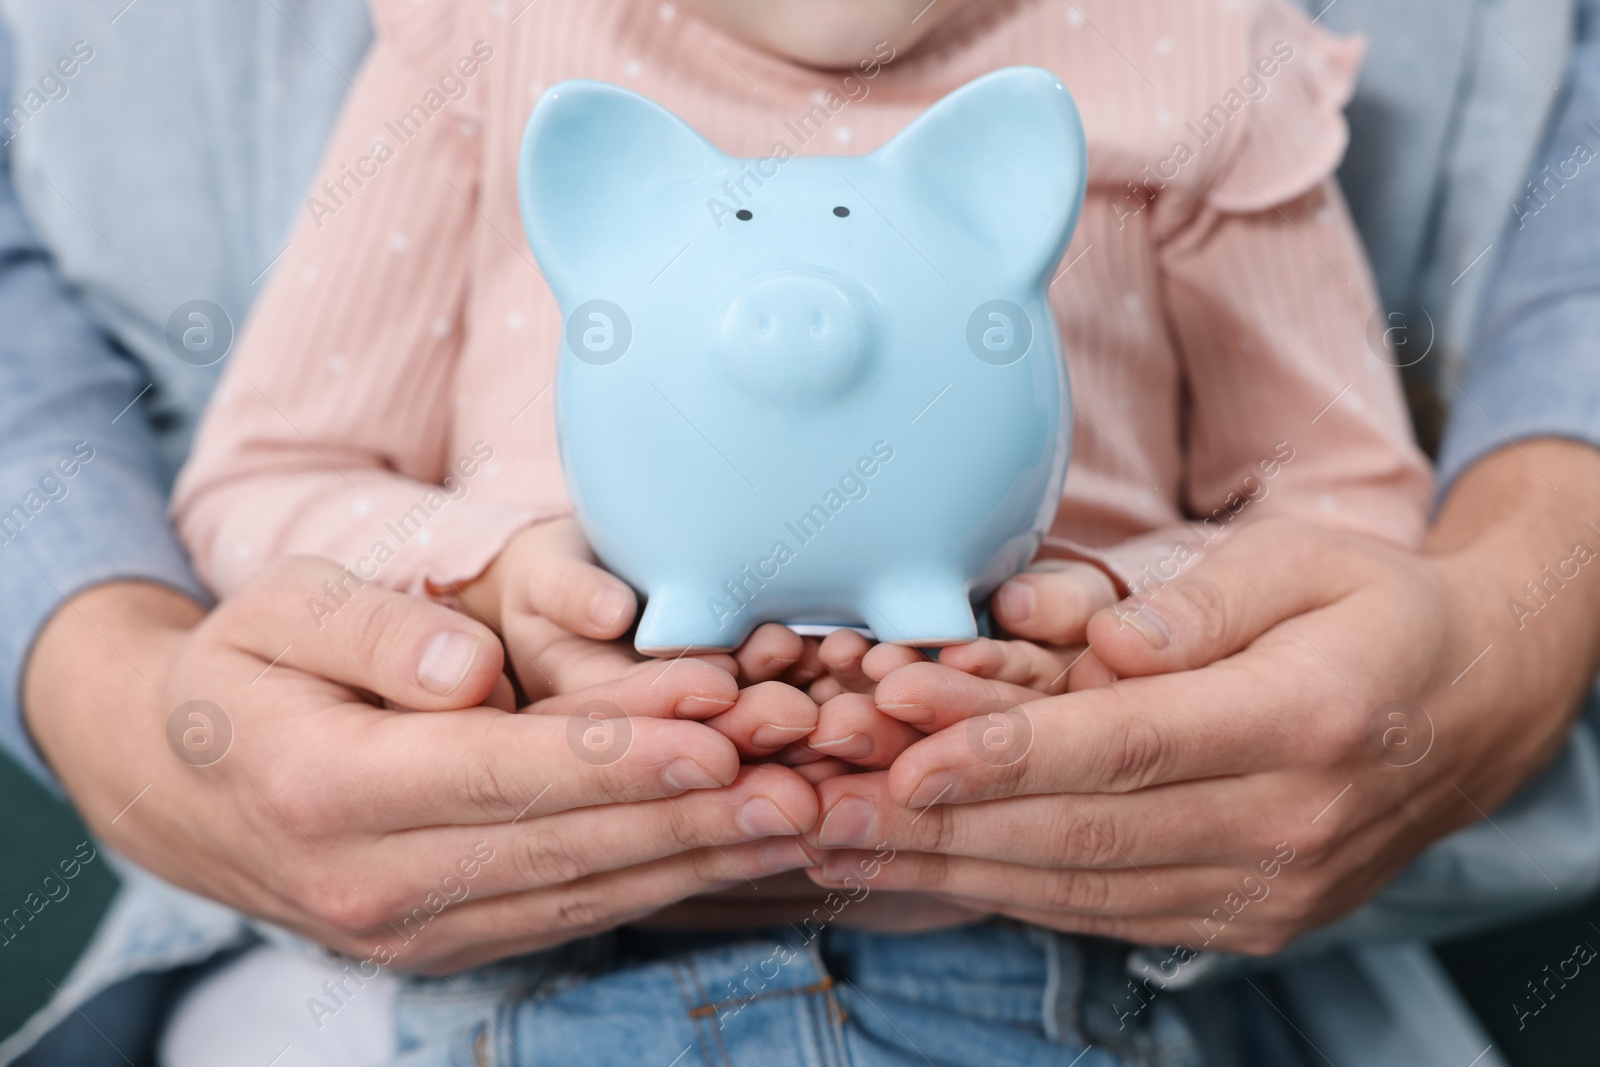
[634, 583, 754, 654]
[857, 575, 977, 647]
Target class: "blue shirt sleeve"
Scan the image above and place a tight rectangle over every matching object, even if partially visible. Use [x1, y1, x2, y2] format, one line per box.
[0, 29, 208, 790]
[1437, 8, 1600, 491]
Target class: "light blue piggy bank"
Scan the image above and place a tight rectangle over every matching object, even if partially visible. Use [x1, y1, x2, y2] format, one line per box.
[519, 67, 1085, 652]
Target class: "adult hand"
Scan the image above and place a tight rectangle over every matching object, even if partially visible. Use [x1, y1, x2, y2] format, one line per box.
[25, 557, 819, 974]
[805, 440, 1600, 953]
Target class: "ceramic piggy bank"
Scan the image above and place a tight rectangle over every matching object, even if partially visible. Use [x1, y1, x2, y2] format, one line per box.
[518, 67, 1085, 652]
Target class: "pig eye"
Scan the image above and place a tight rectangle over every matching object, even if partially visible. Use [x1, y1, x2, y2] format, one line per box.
[736, 209, 753, 221]
[833, 206, 850, 217]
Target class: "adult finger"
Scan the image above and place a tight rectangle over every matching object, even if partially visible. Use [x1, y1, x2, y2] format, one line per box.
[387, 764, 819, 903]
[807, 771, 1289, 867]
[318, 705, 744, 830]
[884, 645, 1339, 806]
[216, 556, 504, 711]
[1085, 517, 1368, 679]
[807, 849, 1244, 918]
[991, 559, 1118, 645]
[342, 840, 817, 972]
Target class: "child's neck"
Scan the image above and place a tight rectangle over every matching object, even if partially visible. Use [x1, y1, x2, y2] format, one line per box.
[675, 0, 975, 70]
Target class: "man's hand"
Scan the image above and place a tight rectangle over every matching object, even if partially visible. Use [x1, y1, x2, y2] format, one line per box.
[806, 440, 1600, 953]
[25, 558, 819, 973]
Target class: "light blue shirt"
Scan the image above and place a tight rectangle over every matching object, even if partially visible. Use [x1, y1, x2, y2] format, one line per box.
[0, 0, 371, 784]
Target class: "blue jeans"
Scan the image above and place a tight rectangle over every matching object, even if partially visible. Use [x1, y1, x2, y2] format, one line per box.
[391, 922, 1203, 1067]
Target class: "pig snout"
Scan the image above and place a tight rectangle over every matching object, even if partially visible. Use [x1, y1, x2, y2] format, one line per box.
[718, 271, 875, 401]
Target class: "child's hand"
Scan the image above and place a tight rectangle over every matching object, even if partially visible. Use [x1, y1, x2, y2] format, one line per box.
[462, 520, 819, 757]
[456, 517, 644, 700]
[804, 560, 1118, 768]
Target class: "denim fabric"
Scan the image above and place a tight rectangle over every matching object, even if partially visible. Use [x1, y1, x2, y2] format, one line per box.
[392, 924, 1201, 1067]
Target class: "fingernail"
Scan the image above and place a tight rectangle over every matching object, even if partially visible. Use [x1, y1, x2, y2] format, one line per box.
[907, 772, 960, 811]
[877, 702, 936, 726]
[662, 759, 722, 791]
[1119, 603, 1170, 649]
[417, 632, 479, 695]
[674, 694, 736, 718]
[817, 796, 876, 847]
[995, 580, 1035, 624]
[760, 839, 818, 870]
[810, 733, 874, 760]
[751, 724, 813, 749]
[591, 585, 632, 630]
[739, 797, 798, 836]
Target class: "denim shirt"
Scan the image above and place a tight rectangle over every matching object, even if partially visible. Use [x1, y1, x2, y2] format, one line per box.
[2, 0, 1599, 1061]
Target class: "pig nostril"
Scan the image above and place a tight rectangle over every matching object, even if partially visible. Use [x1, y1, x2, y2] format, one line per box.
[757, 313, 774, 336]
[810, 312, 826, 337]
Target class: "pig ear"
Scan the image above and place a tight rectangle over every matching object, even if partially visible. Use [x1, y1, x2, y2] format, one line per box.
[519, 81, 727, 291]
[874, 67, 1086, 280]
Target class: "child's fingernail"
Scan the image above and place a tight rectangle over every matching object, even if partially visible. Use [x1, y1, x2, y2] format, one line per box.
[760, 839, 818, 870]
[995, 580, 1035, 623]
[662, 759, 722, 790]
[877, 702, 935, 726]
[1119, 603, 1171, 649]
[810, 733, 874, 760]
[739, 797, 798, 836]
[417, 631, 479, 694]
[817, 796, 876, 847]
[590, 585, 632, 630]
[675, 694, 736, 717]
[907, 772, 960, 811]
[751, 724, 812, 748]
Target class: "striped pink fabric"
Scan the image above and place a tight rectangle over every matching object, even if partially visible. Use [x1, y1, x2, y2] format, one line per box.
[172, 0, 1431, 601]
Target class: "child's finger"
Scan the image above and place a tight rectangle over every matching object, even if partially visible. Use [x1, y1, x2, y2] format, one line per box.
[872, 661, 1042, 732]
[792, 757, 857, 785]
[700, 680, 819, 758]
[730, 624, 805, 684]
[818, 629, 876, 693]
[861, 642, 933, 682]
[772, 740, 830, 766]
[808, 674, 846, 705]
[934, 637, 1085, 695]
[990, 560, 1118, 647]
[1068, 646, 1118, 691]
[780, 637, 827, 688]
[808, 693, 927, 769]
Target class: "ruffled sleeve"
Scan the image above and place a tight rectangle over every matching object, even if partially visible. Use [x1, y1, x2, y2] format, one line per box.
[1205, 0, 1365, 213]
[171, 0, 542, 598]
